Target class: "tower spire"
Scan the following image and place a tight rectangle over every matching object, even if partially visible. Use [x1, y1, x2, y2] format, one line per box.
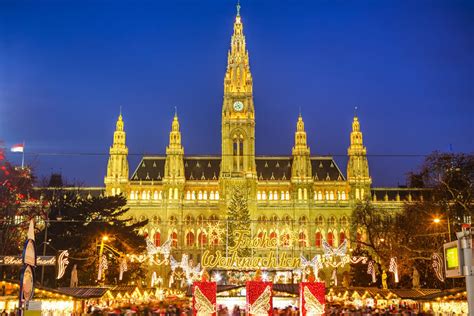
[347, 115, 371, 200]
[224, 2, 253, 95]
[105, 111, 129, 196]
[292, 114, 311, 180]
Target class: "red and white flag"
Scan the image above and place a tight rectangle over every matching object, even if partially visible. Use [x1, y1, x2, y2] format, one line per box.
[11, 144, 24, 153]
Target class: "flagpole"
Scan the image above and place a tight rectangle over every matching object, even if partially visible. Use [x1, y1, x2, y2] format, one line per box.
[21, 141, 25, 168]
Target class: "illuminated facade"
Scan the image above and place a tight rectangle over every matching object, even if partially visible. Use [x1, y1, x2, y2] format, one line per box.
[103, 6, 425, 282]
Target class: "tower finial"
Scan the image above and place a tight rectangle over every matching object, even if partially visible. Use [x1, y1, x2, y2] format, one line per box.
[354, 105, 358, 117]
[174, 106, 178, 118]
[119, 105, 122, 117]
[299, 106, 302, 117]
[236, 0, 241, 17]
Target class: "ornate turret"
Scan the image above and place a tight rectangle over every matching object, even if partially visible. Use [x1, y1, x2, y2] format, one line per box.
[164, 112, 185, 201]
[347, 115, 371, 200]
[104, 111, 129, 196]
[291, 114, 313, 201]
[291, 114, 312, 179]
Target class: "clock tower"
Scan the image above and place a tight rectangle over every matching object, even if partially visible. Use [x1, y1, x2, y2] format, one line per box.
[220, 4, 256, 179]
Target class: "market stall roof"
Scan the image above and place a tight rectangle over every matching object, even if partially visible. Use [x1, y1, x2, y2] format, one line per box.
[57, 287, 111, 299]
[390, 289, 442, 300]
[414, 288, 466, 301]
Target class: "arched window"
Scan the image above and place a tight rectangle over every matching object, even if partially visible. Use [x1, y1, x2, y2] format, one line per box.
[171, 231, 178, 248]
[198, 191, 203, 200]
[339, 231, 346, 245]
[197, 215, 206, 225]
[215, 191, 219, 200]
[329, 191, 335, 200]
[186, 191, 191, 200]
[271, 215, 278, 223]
[316, 216, 324, 226]
[281, 191, 285, 200]
[340, 216, 348, 226]
[304, 188, 308, 200]
[142, 191, 147, 200]
[327, 232, 334, 247]
[184, 215, 194, 225]
[159, 191, 162, 199]
[210, 191, 215, 200]
[361, 188, 365, 199]
[269, 231, 277, 240]
[192, 191, 196, 200]
[186, 232, 195, 246]
[168, 188, 173, 200]
[262, 191, 267, 200]
[281, 233, 290, 246]
[117, 188, 121, 195]
[154, 232, 161, 246]
[269, 191, 273, 200]
[203, 191, 208, 200]
[211, 231, 219, 246]
[325, 191, 329, 200]
[274, 191, 278, 200]
[285, 191, 290, 200]
[299, 216, 307, 225]
[315, 232, 322, 247]
[283, 215, 291, 225]
[298, 232, 307, 247]
[257, 191, 261, 200]
[154, 191, 159, 200]
[112, 188, 116, 196]
[328, 216, 336, 226]
[318, 191, 323, 200]
[174, 188, 178, 200]
[169, 216, 178, 225]
[198, 232, 207, 247]
[130, 191, 135, 200]
[341, 191, 346, 200]
[355, 188, 360, 200]
[298, 188, 302, 200]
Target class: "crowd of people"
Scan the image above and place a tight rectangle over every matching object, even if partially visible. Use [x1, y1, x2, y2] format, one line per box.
[84, 303, 449, 315]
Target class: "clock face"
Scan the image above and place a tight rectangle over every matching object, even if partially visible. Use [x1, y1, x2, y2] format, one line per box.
[233, 101, 244, 112]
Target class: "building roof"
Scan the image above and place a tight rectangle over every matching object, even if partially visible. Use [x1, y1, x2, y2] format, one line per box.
[130, 156, 345, 182]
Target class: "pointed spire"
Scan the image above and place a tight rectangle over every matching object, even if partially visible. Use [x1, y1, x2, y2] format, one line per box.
[292, 114, 311, 180]
[224, 1, 252, 94]
[116, 109, 124, 132]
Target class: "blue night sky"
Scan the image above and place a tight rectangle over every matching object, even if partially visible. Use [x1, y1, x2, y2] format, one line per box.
[0, 0, 473, 187]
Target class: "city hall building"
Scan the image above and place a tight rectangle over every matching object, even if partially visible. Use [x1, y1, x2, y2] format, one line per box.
[102, 6, 424, 281]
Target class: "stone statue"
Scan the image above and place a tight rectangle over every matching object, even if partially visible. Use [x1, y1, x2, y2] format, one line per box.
[412, 267, 420, 288]
[70, 264, 78, 287]
[381, 270, 388, 289]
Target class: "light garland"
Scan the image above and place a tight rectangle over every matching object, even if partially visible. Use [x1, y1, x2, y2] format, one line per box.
[432, 253, 445, 282]
[389, 257, 399, 283]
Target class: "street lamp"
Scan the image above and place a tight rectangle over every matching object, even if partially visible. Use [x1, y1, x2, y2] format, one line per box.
[433, 216, 451, 242]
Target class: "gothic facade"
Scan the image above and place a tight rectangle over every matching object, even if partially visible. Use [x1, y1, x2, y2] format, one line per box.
[103, 7, 425, 280]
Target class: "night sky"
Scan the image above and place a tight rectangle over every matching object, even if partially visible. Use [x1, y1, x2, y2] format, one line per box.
[1, 0, 473, 187]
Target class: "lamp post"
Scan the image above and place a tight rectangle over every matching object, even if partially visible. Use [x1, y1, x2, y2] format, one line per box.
[40, 215, 48, 286]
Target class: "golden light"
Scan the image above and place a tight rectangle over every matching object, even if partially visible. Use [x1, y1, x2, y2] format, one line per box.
[433, 218, 441, 224]
[102, 235, 109, 241]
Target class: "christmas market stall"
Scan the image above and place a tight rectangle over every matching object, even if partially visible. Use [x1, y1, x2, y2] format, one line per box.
[0, 281, 80, 315]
